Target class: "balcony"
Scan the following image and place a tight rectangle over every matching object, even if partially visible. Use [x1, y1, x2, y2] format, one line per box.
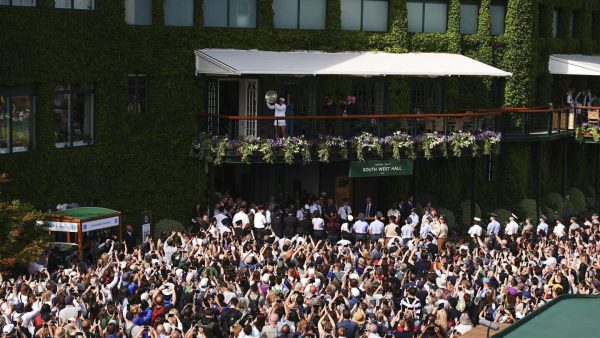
[193, 107, 586, 164]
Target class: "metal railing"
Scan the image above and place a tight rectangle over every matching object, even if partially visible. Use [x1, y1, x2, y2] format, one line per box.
[201, 106, 598, 140]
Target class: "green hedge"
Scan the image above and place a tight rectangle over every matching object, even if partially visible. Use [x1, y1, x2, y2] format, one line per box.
[0, 0, 598, 224]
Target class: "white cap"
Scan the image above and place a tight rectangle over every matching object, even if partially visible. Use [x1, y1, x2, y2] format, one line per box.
[250, 209, 256, 214]
[460, 245, 469, 251]
[308, 268, 315, 276]
[351, 287, 360, 298]
[140, 292, 149, 301]
[262, 274, 270, 283]
[348, 215, 354, 222]
[511, 213, 518, 220]
[200, 278, 209, 288]
[349, 273, 360, 280]
[3, 324, 14, 334]
[473, 217, 481, 222]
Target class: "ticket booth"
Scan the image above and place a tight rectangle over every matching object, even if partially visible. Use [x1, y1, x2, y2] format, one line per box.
[44, 207, 122, 258]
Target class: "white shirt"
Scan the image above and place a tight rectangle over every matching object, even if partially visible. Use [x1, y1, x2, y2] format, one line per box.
[400, 224, 414, 239]
[368, 219, 385, 235]
[468, 224, 482, 237]
[214, 213, 227, 227]
[409, 213, 419, 226]
[232, 211, 249, 226]
[254, 212, 267, 229]
[309, 203, 321, 216]
[553, 223, 566, 237]
[420, 221, 433, 239]
[353, 220, 369, 234]
[312, 217, 325, 231]
[505, 220, 519, 236]
[296, 209, 305, 220]
[267, 102, 286, 117]
[537, 221, 549, 234]
[338, 205, 352, 221]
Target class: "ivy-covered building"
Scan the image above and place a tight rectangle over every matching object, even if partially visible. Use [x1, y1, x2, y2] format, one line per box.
[1, 0, 600, 226]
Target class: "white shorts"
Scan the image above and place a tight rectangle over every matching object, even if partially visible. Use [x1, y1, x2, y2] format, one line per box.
[274, 119, 286, 126]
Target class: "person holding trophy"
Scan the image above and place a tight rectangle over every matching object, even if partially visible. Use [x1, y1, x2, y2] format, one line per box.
[265, 90, 286, 138]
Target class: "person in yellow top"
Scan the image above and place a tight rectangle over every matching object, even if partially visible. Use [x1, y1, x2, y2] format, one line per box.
[432, 215, 449, 251]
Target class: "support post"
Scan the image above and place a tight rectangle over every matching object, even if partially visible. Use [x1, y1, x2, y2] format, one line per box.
[208, 163, 215, 218]
[562, 140, 568, 219]
[470, 157, 477, 225]
[536, 142, 542, 219]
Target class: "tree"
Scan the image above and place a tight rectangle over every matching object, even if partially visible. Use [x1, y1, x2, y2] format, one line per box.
[0, 173, 47, 273]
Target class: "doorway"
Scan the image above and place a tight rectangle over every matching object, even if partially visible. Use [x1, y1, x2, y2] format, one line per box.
[219, 80, 240, 139]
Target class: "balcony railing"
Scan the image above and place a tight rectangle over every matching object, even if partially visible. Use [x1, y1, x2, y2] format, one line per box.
[202, 106, 584, 141]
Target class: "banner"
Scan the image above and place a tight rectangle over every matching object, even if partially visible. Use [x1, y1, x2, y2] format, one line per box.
[82, 216, 120, 232]
[46, 221, 78, 233]
[349, 159, 414, 178]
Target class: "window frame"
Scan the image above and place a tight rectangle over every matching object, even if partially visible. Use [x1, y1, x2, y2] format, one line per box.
[406, 0, 448, 34]
[341, 0, 389, 32]
[54, 0, 95, 10]
[459, 0, 479, 35]
[0, 87, 36, 154]
[273, 0, 327, 30]
[127, 74, 148, 115]
[54, 83, 95, 149]
[0, 0, 36, 7]
[203, 0, 258, 29]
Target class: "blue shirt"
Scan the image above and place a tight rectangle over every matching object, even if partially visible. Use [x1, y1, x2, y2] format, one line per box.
[487, 220, 501, 236]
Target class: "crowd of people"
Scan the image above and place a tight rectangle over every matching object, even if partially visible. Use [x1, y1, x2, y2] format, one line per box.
[2, 192, 600, 338]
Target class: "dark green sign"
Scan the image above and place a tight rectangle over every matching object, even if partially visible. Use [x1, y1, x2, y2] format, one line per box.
[349, 159, 414, 177]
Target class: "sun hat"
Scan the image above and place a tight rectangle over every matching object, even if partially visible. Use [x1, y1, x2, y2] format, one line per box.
[352, 311, 366, 325]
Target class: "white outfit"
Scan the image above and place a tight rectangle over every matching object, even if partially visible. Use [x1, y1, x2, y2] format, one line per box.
[267, 102, 286, 126]
[368, 219, 385, 235]
[553, 223, 565, 237]
[338, 205, 352, 221]
[505, 220, 519, 236]
[400, 224, 414, 239]
[232, 211, 249, 225]
[468, 224, 482, 237]
[253, 212, 267, 229]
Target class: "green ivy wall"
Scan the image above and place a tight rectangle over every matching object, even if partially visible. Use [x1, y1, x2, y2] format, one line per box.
[1, 0, 600, 224]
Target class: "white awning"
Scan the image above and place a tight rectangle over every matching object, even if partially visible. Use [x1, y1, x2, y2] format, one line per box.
[195, 49, 512, 77]
[549, 54, 600, 76]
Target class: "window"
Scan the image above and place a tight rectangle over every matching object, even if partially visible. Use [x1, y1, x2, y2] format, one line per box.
[128, 75, 147, 114]
[0, 88, 35, 154]
[273, 0, 326, 29]
[593, 11, 600, 40]
[460, 2, 479, 34]
[54, 84, 94, 148]
[55, 0, 94, 9]
[352, 80, 384, 115]
[410, 79, 442, 114]
[552, 9, 559, 37]
[407, 0, 447, 33]
[0, 0, 35, 6]
[125, 0, 152, 25]
[341, 0, 388, 32]
[204, 0, 257, 28]
[164, 0, 193, 26]
[490, 2, 505, 35]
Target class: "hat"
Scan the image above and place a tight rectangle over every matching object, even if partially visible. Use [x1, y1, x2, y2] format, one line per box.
[540, 215, 547, 221]
[199, 278, 209, 290]
[482, 277, 490, 284]
[347, 215, 354, 222]
[511, 213, 518, 220]
[473, 217, 481, 222]
[352, 311, 366, 325]
[542, 257, 557, 266]
[376, 211, 383, 218]
[489, 213, 498, 217]
[349, 273, 360, 281]
[570, 217, 577, 221]
[459, 245, 469, 251]
[523, 291, 532, 299]
[262, 274, 270, 283]
[140, 292, 149, 301]
[351, 287, 361, 298]
[162, 283, 174, 296]
[508, 287, 517, 296]
[3, 324, 14, 334]
[64, 295, 74, 305]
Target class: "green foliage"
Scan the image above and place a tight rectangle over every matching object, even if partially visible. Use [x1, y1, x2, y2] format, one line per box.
[568, 187, 587, 214]
[458, 199, 481, 226]
[519, 198, 538, 220]
[492, 209, 513, 224]
[153, 219, 185, 239]
[438, 208, 456, 227]
[0, 174, 47, 273]
[543, 192, 564, 213]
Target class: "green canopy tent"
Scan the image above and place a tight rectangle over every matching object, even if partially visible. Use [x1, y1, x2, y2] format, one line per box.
[44, 207, 122, 257]
[493, 295, 600, 338]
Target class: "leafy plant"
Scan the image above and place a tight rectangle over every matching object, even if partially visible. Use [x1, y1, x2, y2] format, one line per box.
[351, 132, 383, 162]
[421, 132, 448, 160]
[450, 131, 478, 157]
[388, 131, 416, 160]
